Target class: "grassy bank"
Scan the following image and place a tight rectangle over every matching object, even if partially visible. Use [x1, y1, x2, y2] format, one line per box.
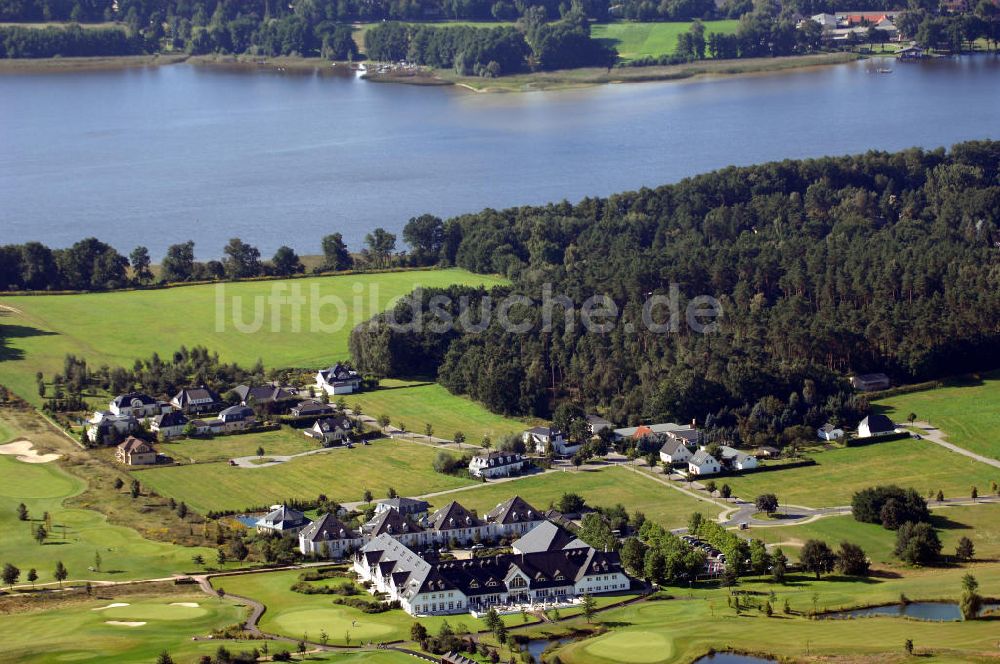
[0, 53, 186, 73]
[591, 20, 739, 61]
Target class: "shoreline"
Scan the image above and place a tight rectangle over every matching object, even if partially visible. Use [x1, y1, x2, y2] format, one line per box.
[0, 50, 863, 90]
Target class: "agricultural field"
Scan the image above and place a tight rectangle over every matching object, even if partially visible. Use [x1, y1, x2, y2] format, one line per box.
[348, 379, 538, 442]
[429, 466, 721, 530]
[590, 20, 739, 61]
[875, 371, 1000, 461]
[0, 412, 221, 584]
[719, 437, 1000, 508]
[0, 268, 507, 406]
[134, 438, 477, 513]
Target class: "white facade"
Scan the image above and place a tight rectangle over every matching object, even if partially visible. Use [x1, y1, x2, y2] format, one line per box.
[688, 451, 721, 476]
[469, 452, 526, 478]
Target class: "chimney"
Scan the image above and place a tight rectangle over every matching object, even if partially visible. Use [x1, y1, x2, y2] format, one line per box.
[691, 418, 696, 429]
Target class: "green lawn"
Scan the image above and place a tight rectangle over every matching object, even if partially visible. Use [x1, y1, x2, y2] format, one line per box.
[720, 438, 1000, 508]
[875, 371, 1000, 461]
[0, 268, 507, 406]
[134, 438, 477, 513]
[430, 466, 721, 529]
[349, 379, 538, 442]
[157, 427, 319, 464]
[590, 20, 739, 61]
[0, 453, 222, 585]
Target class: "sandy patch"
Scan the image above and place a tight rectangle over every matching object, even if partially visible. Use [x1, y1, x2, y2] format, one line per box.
[91, 602, 130, 611]
[170, 602, 200, 608]
[0, 439, 61, 464]
[105, 621, 146, 627]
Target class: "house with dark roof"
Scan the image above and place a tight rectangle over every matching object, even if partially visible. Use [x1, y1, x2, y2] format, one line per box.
[256, 504, 310, 535]
[468, 451, 527, 479]
[586, 414, 613, 434]
[850, 373, 891, 392]
[484, 496, 545, 540]
[109, 392, 170, 418]
[354, 534, 631, 616]
[305, 416, 354, 446]
[512, 521, 587, 555]
[375, 498, 430, 519]
[659, 438, 693, 466]
[87, 411, 139, 444]
[233, 384, 297, 407]
[858, 414, 896, 438]
[298, 513, 363, 558]
[171, 387, 223, 414]
[191, 405, 256, 435]
[290, 399, 336, 418]
[362, 507, 428, 549]
[116, 436, 157, 465]
[316, 363, 361, 396]
[152, 410, 189, 439]
[427, 501, 486, 545]
[522, 426, 579, 457]
[688, 449, 721, 476]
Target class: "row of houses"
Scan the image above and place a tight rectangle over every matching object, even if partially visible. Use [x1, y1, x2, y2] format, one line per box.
[808, 12, 900, 42]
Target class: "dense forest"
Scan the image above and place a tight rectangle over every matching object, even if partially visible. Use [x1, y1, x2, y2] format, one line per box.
[350, 141, 1000, 445]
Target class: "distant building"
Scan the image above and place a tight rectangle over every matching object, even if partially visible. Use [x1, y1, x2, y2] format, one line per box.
[87, 411, 139, 443]
[109, 392, 169, 418]
[659, 439, 693, 466]
[817, 423, 844, 441]
[298, 513, 362, 558]
[375, 498, 430, 519]
[586, 414, 613, 435]
[304, 416, 354, 446]
[511, 521, 587, 555]
[256, 504, 309, 535]
[171, 387, 223, 414]
[233, 384, 297, 407]
[484, 496, 545, 540]
[289, 399, 336, 418]
[850, 373, 891, 392]
[152, 411, 189, 439]
[718, 445, 758, 471]
[316, 363, 361, 395]
[688, 449, 721, 476]
[469, 451, 527, 478]
[858, 414, 896, 438]
[116, 436, 157, 465]
[523, 426, 579, 456]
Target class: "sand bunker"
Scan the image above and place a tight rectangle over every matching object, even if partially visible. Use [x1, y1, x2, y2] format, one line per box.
[91, 603, 130, 611]
[0, 439, 61, 464]
[170, 602, 200, 608]
[105, 621, 146, 627]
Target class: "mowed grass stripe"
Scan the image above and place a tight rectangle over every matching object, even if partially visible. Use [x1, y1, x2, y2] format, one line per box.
[720, 437, 1000, 509]
[0, 268, 508, 405]
[134, 438, 476, 513]
[430, 466, 718, 530]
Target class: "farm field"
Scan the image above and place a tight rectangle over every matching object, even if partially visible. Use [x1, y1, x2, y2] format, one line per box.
[349, 379, 538, 442]
[134, 438, 477, 513]
[874, 371, 1000, 461]
[429, 466, 721, 529]
[719, 437, 1000, 508]
[590, 20, 739, 61]
[0, 447, 220, 585]
[0, 268, 507, 406]
[0, 593, 251, 664]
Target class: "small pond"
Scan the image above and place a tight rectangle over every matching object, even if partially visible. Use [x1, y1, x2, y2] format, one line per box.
[523, 637, 571, 662]
[234, 514, 261, 528]
[822, 601, 1000, 621]
[693, 654, 776, 664]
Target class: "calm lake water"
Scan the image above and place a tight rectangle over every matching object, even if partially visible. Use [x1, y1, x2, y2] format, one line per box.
[2, 56, 999, 258]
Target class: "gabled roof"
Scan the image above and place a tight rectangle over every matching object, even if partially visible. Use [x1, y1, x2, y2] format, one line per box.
[376, 497, 429, 514]
[690, 449, 717, 466]
[486, 496, 542, 525]
[318, 363, 359, 384]
[511, 521, 586, 554]
[292, 399, 335, 415]
[257, 504, 308, 530]
[117, 436, 154, 454]
[428, 501, 482, 531]
[613, 422, 686, 438]
[472, 450, 524, 467]
[314, 415, 353, 433]
[364, 507, 423, 537]
[173, 386, 221, 403]
[524, 426, 562, 438]
[111, 392, 156, 408]
[219, 405, 254, 421]
[234, 384, 296, 403]
[659, 439, 688, 456]
[860, 414, 895, 433]
[300, 512, 358, 543]
[155, 411, 188, 427]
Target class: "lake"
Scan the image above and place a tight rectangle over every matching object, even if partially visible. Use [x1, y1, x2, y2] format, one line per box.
[2, 56, 999, 258]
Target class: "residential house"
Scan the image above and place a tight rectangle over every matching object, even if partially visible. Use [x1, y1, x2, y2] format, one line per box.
[754, 445, 781, 459]
[304, 415, 354, 446]
[233, 384, 297, 408]
[354, 534, 630, 617]
[469, 451, 527, 478]
[87, 411, 139, 443]
[817, 423, 844, 441]
[152, 410, 189, 439]
[362, 507, 428, 550]
[586, 414, 613, 435]
[375, 498, 430, 520]
[484, 496, 545, 540]
[850, 373, 891, 392]
[613, 422, 694, 441]
[115, 436, 157, 465]
[512, 521, 587, 555]
[659, 439, 693, 466]
[523, 426, 579, 456]
[289, 399, 336, 418]
[109, 392, 170, 418]
[718, 445, 758, 471]
[217, 405, 256, 431]
[256, 504, 310, 535]
[688, 450, 721, 476]
[858, 414, 896, 438]
[316, 363, 361, 395]
[427, 501, 486, 546]
[171, 387, 223, 414]
[298, 513, 363, 558]
[897, 45, 926, 59]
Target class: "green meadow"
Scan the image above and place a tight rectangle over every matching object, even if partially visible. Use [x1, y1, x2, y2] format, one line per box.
[134, 438, 477, 513]
[590, 20, 739, 61]
[0, 268, 507, 405]
[719, 437, 1000, 508]
[349, 378, 538, 442]
[431, 466, 720, 530]
[0, 452, 220, 585]
[154, 427, 319, 464]
[874, 371, 1000, 461]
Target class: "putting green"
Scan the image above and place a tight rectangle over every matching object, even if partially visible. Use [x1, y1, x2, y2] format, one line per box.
[102, 603, 208, 621]
[273, 607, 398, 641]
[583, 630, 673, 663]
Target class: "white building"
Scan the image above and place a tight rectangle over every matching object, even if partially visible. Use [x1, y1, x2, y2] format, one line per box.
[659, 439, 693, 465]
[256, 504, 309, 535]
[858, 414, 896, 438]
[469, 451, 527, 478]
[523, 426, 580, 456]
[688, 449, 721, 476]
[109, 392, 170, 418]
[299, 513, 363, 558]
[817, 423, 844, 441]
[316, 363, 361, 395]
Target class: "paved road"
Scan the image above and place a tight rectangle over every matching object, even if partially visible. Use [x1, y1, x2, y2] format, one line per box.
[912, 420, 1000, 470]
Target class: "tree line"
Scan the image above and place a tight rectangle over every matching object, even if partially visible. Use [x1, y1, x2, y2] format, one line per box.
[350, 141, 1000, 446]
[0, 23, 141, 57]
